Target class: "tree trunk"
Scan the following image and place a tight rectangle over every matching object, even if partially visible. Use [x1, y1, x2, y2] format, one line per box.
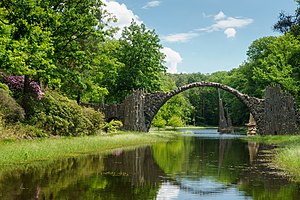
[22, 75, 31, 117]
[77, 92, 81, 104]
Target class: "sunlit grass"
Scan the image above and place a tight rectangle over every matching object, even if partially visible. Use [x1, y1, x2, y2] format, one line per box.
[242, 135, 300, 145]
[0, 132, 177, 166]
[275, 146, 300, 178]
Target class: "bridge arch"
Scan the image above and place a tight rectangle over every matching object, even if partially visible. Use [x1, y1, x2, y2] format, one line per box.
[144, 81, 265, 132]
[99, 82, 298, 134]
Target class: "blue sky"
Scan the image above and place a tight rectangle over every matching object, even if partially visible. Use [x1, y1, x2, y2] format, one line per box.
[104, 0, 297, 74]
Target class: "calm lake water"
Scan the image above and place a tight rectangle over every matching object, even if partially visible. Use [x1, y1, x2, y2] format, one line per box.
[1, 129, 300, 199]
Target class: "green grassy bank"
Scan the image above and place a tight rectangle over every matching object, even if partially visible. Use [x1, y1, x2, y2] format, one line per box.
[0, 132, 177, 166]
[242, 135, 300, 180]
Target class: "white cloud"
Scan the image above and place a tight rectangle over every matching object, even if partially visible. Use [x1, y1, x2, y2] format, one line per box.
[214, 11, 226, 21]
[224, 28, 236, 38]
[104, 1, 181, 73]
[162, 32, 199, 43]
[210, 17, 253, 31]
[103, 0, 142, 37]
[199, 11, 253, 38]
[142, 1, 161, 9]
[162, 11, 252, 43]
[161, 47, 182, 74]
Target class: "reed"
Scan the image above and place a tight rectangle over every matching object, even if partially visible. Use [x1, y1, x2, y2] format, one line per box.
[274, 146, 300, 178]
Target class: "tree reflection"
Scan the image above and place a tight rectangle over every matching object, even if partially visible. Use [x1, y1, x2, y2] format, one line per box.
[0, 154, 104, 199]
[151, 136, 249, 183]
[151, 136, 300, 199]
[0, 136, 299, 199]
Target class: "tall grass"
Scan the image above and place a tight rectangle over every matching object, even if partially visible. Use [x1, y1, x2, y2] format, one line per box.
[243, 135, 300, 145]
[242, 135, 300, 180]
[275, 146, 300, 178]
[0, 132, 176, 166]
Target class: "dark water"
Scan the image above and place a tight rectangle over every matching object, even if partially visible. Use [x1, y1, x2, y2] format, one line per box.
[0, 129, 300, 200]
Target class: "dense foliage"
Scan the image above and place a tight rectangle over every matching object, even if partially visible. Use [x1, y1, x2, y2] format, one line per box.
[112, 21, 166, 102]
[0, 88, 25, 123]
[0, 0, 166, 136]
[29, 91, 105, 136]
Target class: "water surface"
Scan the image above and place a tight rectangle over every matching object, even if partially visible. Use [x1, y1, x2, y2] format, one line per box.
[0, 129, 299, 199]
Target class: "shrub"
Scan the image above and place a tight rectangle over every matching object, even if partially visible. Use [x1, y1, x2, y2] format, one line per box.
[30, 91, 105, 136]
[82, 107, 105, 134]
[168, 116, 184, 130]
[2, 75, 42, 99]
[0, 83, 9, 93]
[2, 123, 48, 139]
[104, 120, 123, 133]
[0, 111, 4, 132]
[0, 89, 25, 123]
[152, 116, 167, 131]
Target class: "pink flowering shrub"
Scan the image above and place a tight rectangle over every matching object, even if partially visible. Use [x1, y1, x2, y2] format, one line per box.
[1, 74, 43, 99]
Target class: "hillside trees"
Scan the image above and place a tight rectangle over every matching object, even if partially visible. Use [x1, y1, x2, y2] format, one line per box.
[251, 34, 300, 99]
[235, 34, 300, 103]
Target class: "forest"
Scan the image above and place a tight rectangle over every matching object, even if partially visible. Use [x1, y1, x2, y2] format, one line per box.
[1, 0, 300, 137]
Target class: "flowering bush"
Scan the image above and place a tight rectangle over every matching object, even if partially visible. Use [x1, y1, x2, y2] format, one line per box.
[1, 74, 43, 99]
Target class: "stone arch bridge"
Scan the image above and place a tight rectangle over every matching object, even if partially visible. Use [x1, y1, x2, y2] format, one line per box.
[99, 82, 299, 135]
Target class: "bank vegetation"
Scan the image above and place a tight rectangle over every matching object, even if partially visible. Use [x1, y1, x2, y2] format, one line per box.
[244, 135, 300, 180]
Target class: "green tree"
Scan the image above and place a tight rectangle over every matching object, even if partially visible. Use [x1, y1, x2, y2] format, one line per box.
[0, 0, 115, 110]
[48, 0, 112, 103]
[151, 115, 167, 131]
[251, 33, 300, 101]
[168, 115, 184, 130]
[113, 20, 166, 102]
[95, 39, 124, 104]
[273, 0, 300, 36]
[0, 0, 55, 113]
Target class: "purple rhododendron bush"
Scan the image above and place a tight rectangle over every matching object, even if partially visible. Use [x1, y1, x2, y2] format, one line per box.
[1, 73, 43, 100]
[0, 73, 105, 138]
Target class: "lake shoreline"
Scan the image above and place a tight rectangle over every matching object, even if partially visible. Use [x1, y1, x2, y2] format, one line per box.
[241, 135, 300, 181]
[0, 131, 177, 168]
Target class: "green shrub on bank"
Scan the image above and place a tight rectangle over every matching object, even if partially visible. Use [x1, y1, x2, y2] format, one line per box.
[168, 116, 184, 130]
[82, 107, 105, 134]
[30, 91, 105, 136]
[0, 83, 9, 93]
[0, 111, 4, 131]
[0, 89, 25, 123]
[152, 115, 167, 130]
[104, 120, 123, 133]
[2, 123, 47, 138]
